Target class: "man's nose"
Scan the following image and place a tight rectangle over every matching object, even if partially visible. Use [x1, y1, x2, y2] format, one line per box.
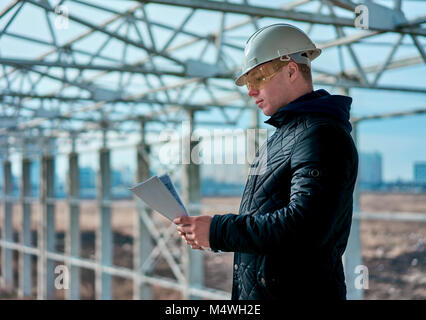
[248, 88, 259, 97]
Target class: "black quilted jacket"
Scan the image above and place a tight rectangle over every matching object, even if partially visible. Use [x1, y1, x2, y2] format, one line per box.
[209, 89, 358, 300]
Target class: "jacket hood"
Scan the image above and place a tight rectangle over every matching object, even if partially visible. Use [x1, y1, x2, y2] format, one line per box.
[264, 89, 353, 132]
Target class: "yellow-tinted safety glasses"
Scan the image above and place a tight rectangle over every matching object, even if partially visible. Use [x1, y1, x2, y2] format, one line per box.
[245, 59, 289, 91]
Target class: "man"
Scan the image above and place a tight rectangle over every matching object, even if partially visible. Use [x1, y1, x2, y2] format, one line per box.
[175, 23, 358, 300]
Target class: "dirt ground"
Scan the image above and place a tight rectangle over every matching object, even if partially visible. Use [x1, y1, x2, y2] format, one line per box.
[0, 192, 425, 300]
[358, 193, 425, 299]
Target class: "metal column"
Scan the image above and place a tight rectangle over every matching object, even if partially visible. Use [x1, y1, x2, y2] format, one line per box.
[247, 107, 261, 176]
[38, 154, 56, 299]
[1, 159, 14, 289]
[19, 157, 32, 297]
[344, 118, 364, 300]
[133, 119, 153, 300]
[342, 88, 364, 299]
[95, 139, 112, 300]
[66, 149, 81, 299]
[181, 110, 203, 299]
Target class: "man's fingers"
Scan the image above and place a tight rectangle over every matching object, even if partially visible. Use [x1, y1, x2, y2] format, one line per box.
[185, 233, 195, 241]
[173, 216, 183, 225]
[174, 215, 191, 225]
[187, 240, 202, 250]
[179, 232, 195, 242]
[181, 237, 203, 250]
[182, 237, 196, 246]
[177, 225, 193, 234]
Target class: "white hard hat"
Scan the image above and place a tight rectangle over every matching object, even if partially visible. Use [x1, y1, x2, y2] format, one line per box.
[235, 23, 321, 86]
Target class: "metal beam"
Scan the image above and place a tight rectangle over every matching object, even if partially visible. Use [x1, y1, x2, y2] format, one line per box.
[318, 30, 382, 50]
[351, 107, 426, 123]
[1, 160, 14, 290]
[0, 57, 187, 76]
[26, 0, 186, 66]
[0, 57, 232, 79]
[314, 79, 426, 94]
[38, 154, 56, 300]
[95, 139, 113, 300]
[410, 35, 426, 63]
[133, 119, 153, 299]
[19, 157, 33, 298]
[66, 150, 81, 300]
[181, 109, 203, 299]
[346, 106, 363, 300]
[135, 0, 426, 36]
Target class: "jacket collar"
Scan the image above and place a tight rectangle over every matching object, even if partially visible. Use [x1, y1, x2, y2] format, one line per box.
[264, 89, 353, 132]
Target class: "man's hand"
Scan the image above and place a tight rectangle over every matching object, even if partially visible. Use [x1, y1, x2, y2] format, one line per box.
[174, 215, 212, 250]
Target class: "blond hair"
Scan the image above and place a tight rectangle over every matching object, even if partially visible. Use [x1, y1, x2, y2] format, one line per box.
[297, 63, 312, 83]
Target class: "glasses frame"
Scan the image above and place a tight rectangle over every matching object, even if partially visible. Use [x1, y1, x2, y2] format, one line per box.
[245, 59, 289, 91]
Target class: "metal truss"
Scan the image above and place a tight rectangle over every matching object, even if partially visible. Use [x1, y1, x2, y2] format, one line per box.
[0, 0, 424, 150]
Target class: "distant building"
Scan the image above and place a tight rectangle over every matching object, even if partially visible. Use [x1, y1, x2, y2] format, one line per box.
[80, 166, 96, 198]
[80, 167, 96, 188]
[111, 167, 134, 198]
[358, 152, 383, 190]
[29, 161, 41, 197]
[414, 162, 426, 184]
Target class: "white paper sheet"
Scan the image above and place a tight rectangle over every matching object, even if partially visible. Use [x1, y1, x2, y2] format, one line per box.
[129, 174, 188, 222]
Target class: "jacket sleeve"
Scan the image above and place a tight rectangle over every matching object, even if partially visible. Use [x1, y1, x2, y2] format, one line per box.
[209, 123, 357, 254]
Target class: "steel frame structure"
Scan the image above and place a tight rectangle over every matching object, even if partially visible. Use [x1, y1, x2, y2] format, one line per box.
[0, 0, 425, 300]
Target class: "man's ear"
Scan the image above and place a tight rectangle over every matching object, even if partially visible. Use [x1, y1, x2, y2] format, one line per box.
[287, 62, 299, 82]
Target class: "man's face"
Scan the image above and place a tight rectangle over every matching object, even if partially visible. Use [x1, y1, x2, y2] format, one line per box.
[247, 61, 294, 116]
